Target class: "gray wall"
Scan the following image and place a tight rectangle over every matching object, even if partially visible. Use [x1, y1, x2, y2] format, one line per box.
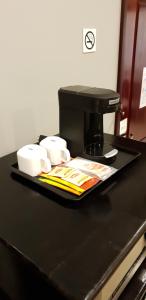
[0, 0, 121, 157]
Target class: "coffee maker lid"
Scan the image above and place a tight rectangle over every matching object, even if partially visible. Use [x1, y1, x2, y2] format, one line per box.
[59, 85, 120, 113]
[59, 85, 119, 100]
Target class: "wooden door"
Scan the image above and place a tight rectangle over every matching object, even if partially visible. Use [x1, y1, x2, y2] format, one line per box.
[115, 0, 146, 140]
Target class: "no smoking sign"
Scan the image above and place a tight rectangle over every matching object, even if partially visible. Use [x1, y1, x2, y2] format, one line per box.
[83, 28, 96, 53]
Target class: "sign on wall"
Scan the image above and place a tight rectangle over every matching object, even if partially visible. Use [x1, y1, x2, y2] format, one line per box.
[83, 28, 96, 53]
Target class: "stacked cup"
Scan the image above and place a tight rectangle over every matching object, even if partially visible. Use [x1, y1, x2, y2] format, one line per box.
[17, 136, 70, 177]
[40, 136, 70, 166]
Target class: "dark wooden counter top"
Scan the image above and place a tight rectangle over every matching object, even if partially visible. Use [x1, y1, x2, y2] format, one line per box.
[0, 135, 146, 299]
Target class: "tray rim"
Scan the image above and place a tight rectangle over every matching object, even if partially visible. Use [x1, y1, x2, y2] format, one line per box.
[11, 148, 141, 201]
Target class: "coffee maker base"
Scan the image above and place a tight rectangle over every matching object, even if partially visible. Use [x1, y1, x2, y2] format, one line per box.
[83, 142, 118, 164]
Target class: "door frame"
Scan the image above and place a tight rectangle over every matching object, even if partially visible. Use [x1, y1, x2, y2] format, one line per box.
[115, 0, 139, 137]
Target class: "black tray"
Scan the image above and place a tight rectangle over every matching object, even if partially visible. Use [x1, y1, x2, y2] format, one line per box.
[11, 147, 141, 201]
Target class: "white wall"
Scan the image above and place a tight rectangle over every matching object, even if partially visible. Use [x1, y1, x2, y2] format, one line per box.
[0, 0, 121, 157]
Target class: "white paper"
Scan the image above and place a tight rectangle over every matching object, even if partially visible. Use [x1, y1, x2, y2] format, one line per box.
[120, 118, 128, 135]
[139, 67, 146, 108]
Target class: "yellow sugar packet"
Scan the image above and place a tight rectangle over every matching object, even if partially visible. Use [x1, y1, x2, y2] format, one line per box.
[39, 177, 83, 196]
[40, 174, 84, 193]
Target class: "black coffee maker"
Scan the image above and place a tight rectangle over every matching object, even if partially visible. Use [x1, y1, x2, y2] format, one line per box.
[58, 85, 120, 163]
